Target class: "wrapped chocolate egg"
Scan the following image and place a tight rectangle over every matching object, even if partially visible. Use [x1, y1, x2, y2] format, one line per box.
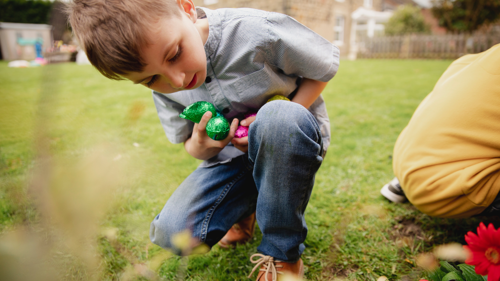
[235, 112, 257, 138]
[266, 95, 290, 103]
[206, 116, 230, 140]
[235, 126, 249, 138]
[179, 101, 217, 123]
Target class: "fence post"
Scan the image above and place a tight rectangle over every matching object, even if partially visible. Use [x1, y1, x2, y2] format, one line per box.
[400, 35, 410, 59]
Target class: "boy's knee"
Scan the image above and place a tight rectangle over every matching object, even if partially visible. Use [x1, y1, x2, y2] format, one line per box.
[150, 214, 172, 249]
[253, 101, 318, 135]
[150, 213, 187, 255]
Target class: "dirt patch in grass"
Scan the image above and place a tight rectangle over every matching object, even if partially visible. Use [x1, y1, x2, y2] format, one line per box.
[390, 217, 426, 241]
[322, 265, 359, 279]
[390, 205, 500, 248]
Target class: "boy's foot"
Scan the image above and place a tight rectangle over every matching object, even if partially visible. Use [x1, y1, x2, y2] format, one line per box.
[248, 254, 304, 281]
[381, 177, 407, 203]
[218, 212, 256, 248]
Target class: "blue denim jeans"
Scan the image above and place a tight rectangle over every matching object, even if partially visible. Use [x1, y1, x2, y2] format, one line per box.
[150, 101, 325, 262]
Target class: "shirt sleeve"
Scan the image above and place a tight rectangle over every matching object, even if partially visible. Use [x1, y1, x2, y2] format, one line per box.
[152, 91, 193, 144]
[265, 12, 340, 82]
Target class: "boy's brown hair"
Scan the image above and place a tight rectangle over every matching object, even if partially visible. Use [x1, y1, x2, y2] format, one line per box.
[66, 0, 180, 80]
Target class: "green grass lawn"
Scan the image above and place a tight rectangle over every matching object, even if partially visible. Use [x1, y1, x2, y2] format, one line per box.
[0, 59, 497, 281]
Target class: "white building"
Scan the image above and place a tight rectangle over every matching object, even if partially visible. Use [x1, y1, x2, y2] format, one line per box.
[0, 22, 52, 61]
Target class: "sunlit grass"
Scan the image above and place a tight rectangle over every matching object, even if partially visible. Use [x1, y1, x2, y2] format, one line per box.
[2, 59, 497, 281]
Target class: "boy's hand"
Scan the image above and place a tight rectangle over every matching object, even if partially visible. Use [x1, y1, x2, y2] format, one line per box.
[231, 115, 256, 153]
[185, 111, 239, 160]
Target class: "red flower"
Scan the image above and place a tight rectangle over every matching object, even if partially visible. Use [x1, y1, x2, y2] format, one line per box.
[464, 223, 500, 281]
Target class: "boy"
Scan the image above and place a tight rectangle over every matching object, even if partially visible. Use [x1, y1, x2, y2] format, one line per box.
[381, 44, 500, 219]
[67, 0, 339, 279]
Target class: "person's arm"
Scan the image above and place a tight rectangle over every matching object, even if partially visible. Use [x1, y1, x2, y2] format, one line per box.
[265, 13, 339, 102]
[290, 78, 328, 109]
[184, 111, 239, 160]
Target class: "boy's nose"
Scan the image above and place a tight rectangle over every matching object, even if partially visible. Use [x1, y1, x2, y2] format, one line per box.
[169, 75, 184, 89]
[163, 70, 185, 90]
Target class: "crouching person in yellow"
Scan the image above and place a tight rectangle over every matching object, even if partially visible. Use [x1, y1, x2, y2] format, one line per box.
[381, 44, 500, 218]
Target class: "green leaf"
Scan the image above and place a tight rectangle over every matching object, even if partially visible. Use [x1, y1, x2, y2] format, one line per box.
[442, 271, 465, 281]
[428, 269, 447, 281]
[440, 261, 461, 274]
[457, 264, 484, 281]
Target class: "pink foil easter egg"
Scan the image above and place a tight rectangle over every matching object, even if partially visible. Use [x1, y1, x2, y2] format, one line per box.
[235, 112, 257, 138]
[235, 125, 249, 138]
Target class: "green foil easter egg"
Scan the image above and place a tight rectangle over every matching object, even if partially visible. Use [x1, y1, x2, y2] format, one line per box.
[206, 116, 230, 140]
[179, 101, 217, 123]
[266, 95, 290, 103]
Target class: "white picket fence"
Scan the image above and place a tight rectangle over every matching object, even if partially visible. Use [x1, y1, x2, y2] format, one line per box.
[357, 34, 500, 59]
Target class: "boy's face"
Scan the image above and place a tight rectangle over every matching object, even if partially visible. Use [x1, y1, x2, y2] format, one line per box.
[123, 0, 207, 94]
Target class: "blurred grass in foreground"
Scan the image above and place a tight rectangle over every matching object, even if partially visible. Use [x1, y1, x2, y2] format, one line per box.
[1, 59, 497, 281]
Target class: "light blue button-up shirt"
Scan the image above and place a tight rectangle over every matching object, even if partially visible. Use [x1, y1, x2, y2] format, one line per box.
[153, 7, 340, 166]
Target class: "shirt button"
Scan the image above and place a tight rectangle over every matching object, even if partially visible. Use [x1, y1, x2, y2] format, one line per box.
[205, 76, 212, 83]
[222, 108, 230, 114]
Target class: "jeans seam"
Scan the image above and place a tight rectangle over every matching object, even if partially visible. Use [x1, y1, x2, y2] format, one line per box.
[199, 163, 253, 242]
[300, 127, 323, 243]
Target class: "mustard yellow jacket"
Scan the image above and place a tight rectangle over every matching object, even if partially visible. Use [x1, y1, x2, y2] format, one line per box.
[393, 44, 500, 218]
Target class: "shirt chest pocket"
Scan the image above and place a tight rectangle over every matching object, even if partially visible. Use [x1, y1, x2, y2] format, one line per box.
[231, 63, 298, 109]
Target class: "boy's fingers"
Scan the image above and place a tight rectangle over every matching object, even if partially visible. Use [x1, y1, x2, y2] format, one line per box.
[240, 116, 256, 127]
[231, 136, 248, 146]
[231, 136, 249, 152]
[197, 111, 212, 134]
[222, 119, 238, 142]
[228, 118, 239, 138]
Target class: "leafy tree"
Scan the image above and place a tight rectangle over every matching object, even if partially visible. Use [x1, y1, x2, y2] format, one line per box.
[431, 0, 500, 33]
[385, 5, 431, 36]
[0, 0, 53, 24]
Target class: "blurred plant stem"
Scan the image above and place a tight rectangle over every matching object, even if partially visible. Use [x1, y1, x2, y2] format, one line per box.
[0, 63, 121, 280]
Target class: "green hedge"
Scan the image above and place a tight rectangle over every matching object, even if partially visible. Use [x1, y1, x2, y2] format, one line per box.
[0, 0, 54, 24]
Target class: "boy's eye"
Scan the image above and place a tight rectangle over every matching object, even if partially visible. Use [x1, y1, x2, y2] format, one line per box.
[168, 46, 182, 62]
[145, 75, 158, 87]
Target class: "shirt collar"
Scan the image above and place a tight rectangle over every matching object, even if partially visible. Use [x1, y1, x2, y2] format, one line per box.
[197, 7, 221, 60]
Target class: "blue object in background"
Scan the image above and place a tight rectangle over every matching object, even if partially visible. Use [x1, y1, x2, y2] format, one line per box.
[35, 42, 43, 58]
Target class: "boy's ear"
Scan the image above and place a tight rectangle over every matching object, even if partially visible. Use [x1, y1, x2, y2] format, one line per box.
[177, 0, 197, 22]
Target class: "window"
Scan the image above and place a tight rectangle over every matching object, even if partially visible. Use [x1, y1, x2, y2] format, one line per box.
[334, 15, 345, 45]
[204, 0, 218, 5]
[364, 0, 373, 8]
